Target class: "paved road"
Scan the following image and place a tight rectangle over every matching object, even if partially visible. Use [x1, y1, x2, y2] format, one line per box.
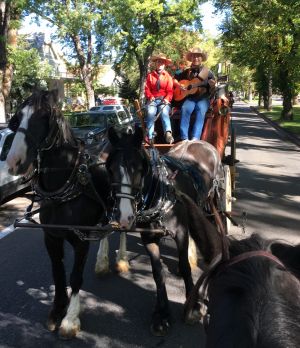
[229, 101, 300, 244]
[0, 102, 299, 348]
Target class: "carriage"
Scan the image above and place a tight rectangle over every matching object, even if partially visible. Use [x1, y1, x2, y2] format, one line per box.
[134, 74, 237, 234]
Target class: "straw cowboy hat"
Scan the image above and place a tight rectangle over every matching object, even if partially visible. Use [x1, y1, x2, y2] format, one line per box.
[186, 47, 208, 62]
[150, 53, 172, 65]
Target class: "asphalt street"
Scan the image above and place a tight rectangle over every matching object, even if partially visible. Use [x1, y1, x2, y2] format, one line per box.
[0, 101, 299, 348]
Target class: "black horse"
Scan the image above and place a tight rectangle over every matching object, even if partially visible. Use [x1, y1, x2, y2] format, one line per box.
[105, 125, 223, 336]
[185, 205, 300, 347]
[6, 90, 111, 339]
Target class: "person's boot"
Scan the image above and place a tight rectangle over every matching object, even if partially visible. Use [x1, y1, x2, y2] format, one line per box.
[165, 131, 174, 144]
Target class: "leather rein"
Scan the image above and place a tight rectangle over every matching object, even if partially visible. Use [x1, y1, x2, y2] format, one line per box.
[184, 246, 286, 326]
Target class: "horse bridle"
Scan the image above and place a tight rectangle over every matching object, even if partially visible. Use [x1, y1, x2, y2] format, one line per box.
[108, 149, 145, 218]
[185, 248, 286, 333]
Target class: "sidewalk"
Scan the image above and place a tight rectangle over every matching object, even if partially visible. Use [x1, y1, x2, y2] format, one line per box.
[248, 102, 300, 148]
[0, 197, 32, 231]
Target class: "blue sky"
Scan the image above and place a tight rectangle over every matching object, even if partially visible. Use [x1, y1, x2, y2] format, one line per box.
[201, 1, 223, 36]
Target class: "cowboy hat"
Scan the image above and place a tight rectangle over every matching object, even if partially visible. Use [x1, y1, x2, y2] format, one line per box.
[186, 47, 208, 62]
[150, 53, 172, 65]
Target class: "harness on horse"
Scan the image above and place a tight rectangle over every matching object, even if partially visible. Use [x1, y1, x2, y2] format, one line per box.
[185, 245, 287, 332]
[21, 120, 107, 222]
[135, 147, 177, 236]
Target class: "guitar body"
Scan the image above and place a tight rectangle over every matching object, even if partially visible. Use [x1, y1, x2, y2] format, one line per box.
[173, 78, 207, 102]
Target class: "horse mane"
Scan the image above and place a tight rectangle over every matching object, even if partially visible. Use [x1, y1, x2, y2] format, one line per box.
[21, 89, 76, 146]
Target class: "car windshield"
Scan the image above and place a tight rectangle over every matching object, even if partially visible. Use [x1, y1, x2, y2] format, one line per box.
[69, 113, 108, 128]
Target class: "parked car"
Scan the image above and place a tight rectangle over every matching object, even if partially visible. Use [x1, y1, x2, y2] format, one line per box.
[101, 97, 121, 105]
[89, 104, 133, 124]
[0, 128, 31, 204]
[68, 109, 134, 153]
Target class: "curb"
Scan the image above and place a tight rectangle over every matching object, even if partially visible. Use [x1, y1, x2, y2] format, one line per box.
[250, 106, 300, 148]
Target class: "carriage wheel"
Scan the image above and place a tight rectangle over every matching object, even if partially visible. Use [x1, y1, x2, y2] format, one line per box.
[221, 165, 232, 234]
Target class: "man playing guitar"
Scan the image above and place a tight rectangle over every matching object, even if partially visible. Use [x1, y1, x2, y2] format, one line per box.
[174, 47, 215, 141]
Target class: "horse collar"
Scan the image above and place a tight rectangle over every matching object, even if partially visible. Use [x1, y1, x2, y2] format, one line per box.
[136, 148, 177, 232]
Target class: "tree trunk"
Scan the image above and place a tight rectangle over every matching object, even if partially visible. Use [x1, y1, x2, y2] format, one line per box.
[3, 27, 17, 115]
[137, 56, 151, 103]
[83, 73, 95, 108]
[263, 92, 268, 109]
[0, 77, 5, 122]
[0, 1, 9, 122]
[279, 69, 293, 120]
[72, 33, 95, 109]
[266, 73, 272, 111]
[248, 85, 252, 102]
[258, 93, 262, 107]
[281, 94, 293, 120]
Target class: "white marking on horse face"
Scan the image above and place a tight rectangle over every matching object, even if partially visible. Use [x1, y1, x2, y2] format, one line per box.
[119, 166, 135, 228]
[6, 106, 34, 175]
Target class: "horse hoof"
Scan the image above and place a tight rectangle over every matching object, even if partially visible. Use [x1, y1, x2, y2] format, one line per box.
[46, 318, 57, 332]
[184, 309, 201, 325]
[184, 303, 202, 325]
[59, 319, 80, 339]
[95, 264, 111, 276]
[115, 260, 130, 273]
[150, 319, 171, 337]
[47, 309, 65, 332]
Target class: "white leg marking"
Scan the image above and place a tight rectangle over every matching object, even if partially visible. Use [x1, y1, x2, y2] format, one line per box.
[59, 293, 81, 338]
[115, 232, 130, 273]
[95, 238, 110, 275]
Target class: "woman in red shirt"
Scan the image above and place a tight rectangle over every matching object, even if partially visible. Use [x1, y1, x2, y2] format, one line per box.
[144, 53, 174, 144]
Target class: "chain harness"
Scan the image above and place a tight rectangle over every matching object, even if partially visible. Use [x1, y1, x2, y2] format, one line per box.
[20, 118, 107, 226]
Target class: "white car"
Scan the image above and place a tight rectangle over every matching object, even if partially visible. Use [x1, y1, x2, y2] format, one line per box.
[0, 128, 30, 204]
[89, 104, 134, 125]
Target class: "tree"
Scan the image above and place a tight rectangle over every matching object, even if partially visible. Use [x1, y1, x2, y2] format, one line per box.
[26, 0, 109, 109]
[213, 0, 300, 119]
[8, 38, 53, 108]
[0, 0, 26, 122]
[105, 0, 205, 100]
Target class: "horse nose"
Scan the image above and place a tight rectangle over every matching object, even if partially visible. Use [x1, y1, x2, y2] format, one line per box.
[119, 214, 135, 229]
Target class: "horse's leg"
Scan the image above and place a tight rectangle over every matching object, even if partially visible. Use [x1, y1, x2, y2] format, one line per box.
[141, 234, 171, 336]
[175, 228, 201, 325]
[188, 235, 198, 270]
[115, 232, 130, 273]
[44, 232, 69, 332]
[59, 235, 89, 339]
[95, 237, 110, 275]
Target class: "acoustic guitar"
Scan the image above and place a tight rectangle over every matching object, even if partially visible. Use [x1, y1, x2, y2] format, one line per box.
[173, 78, 207, 102]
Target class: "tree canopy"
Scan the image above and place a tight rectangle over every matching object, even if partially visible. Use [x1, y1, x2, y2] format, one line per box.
[213, 0, 300, 118]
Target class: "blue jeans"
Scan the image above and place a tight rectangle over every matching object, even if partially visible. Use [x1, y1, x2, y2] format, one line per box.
[146, 99, 171, 139]
[180, 98, 210, 140]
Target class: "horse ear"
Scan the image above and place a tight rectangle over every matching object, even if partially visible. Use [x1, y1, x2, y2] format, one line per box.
[108, 126, 121, 145]
[133, 125, 144, 148]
